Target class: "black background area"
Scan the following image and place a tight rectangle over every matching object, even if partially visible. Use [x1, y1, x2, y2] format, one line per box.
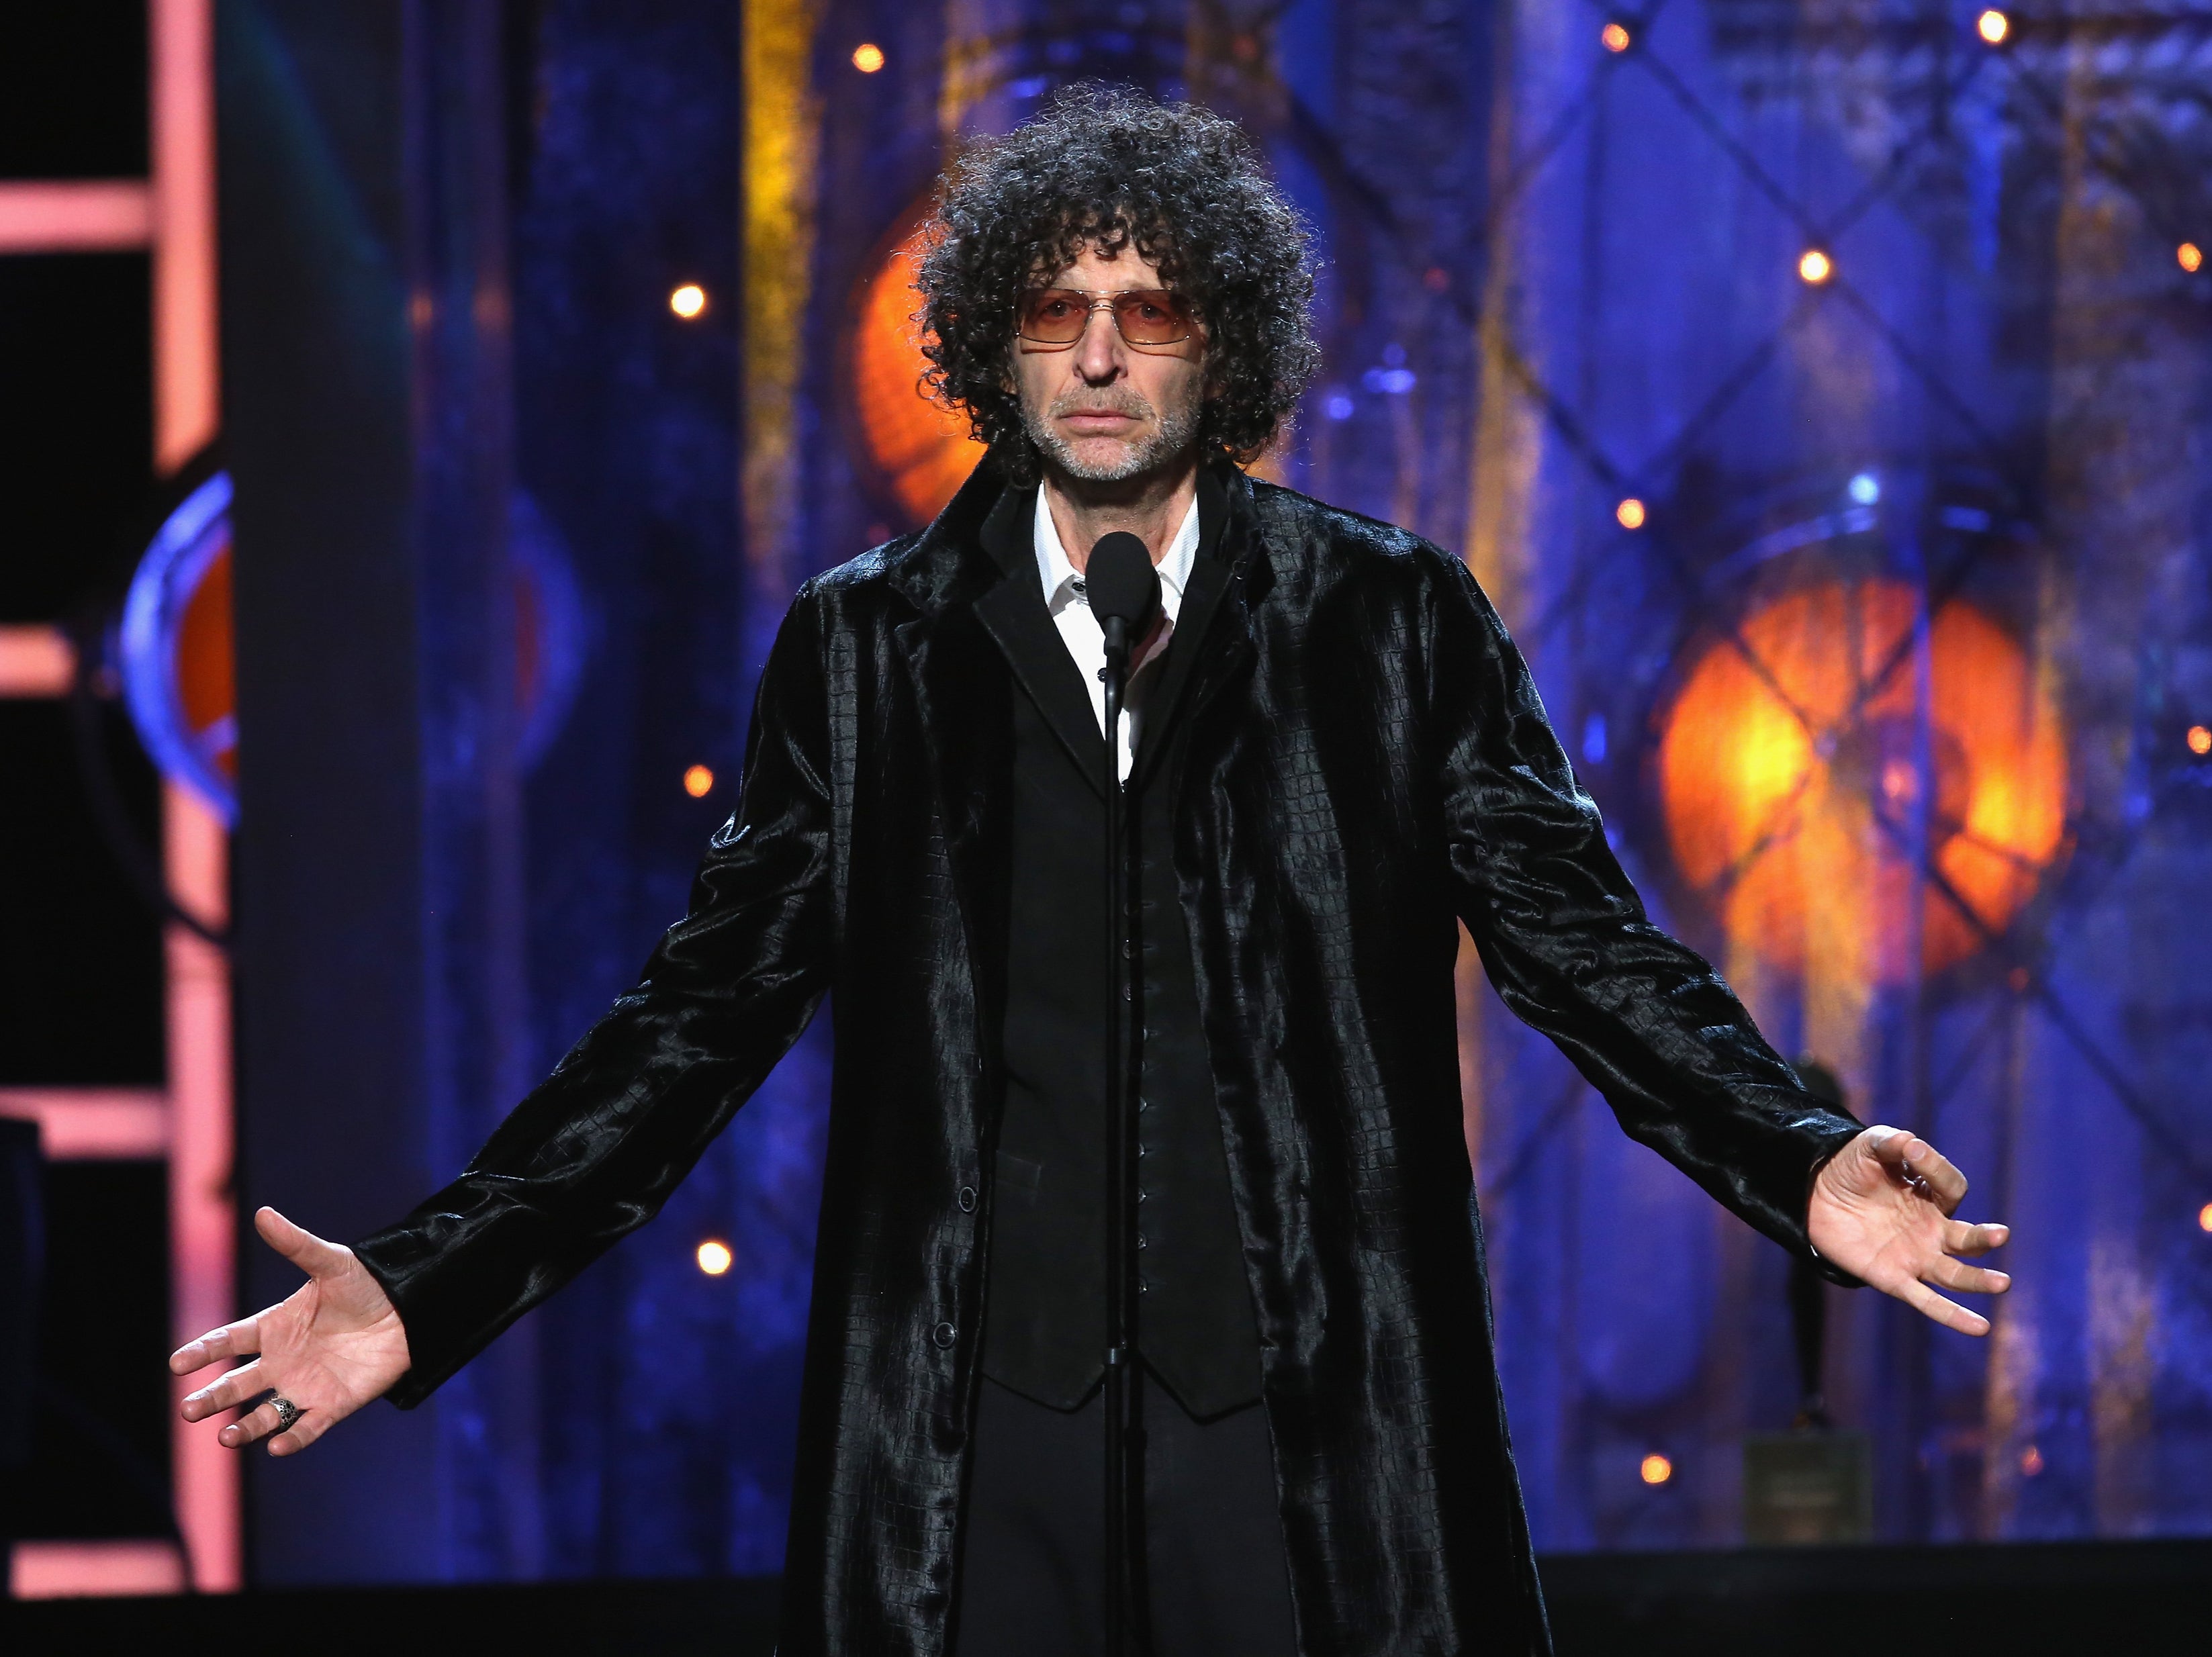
[0, 701, 165, 1087]
[7, 1159, 173, 1540]
[0, 3, 147, 181]
[0, 254, 155, 624]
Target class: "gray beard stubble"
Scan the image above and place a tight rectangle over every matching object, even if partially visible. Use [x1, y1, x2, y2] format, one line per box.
[1021, 386, 1201, 483]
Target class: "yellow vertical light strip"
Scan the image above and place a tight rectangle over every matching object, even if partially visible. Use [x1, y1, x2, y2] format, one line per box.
[151, 0, 238, 1593]
[1464, 279, 1542, 623]
[743, 0, 823, 588]
[2020, 34, 2178, 1536]
[1459, 1, 1553, 1186]
[937, 0, 1013, 144]
[1462, 1, 1549, 622]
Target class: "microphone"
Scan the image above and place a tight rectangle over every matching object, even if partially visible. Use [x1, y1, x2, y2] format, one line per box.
[1087, 532, 1162, 673]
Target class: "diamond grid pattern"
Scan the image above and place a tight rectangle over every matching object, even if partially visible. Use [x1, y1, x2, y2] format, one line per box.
[1457, 1, 2212, 1188]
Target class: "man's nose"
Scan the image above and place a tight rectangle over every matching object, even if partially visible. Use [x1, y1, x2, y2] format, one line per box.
[1073, 305, 1123, 384]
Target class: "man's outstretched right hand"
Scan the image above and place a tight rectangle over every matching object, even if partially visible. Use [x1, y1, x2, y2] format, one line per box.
[170, 1206, 412, 1457]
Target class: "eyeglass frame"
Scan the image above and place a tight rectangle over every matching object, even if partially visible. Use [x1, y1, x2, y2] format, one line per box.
[1013, 285, 1199, 351]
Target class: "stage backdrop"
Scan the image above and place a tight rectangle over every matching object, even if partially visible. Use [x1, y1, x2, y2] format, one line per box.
[220, 0, 2212, 1583]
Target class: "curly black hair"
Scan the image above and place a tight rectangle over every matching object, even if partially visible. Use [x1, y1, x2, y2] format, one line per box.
[915, 84, 1320, 479]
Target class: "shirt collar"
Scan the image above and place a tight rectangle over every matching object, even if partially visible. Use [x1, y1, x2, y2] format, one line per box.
[1033, 485, 1200, 619]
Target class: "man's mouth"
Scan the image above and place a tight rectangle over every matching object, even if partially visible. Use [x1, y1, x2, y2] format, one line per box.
[1061, 410, 1140, 433]
[1053, 397, 1148, 434]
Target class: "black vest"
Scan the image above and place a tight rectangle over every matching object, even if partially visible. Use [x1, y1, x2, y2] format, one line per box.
[972, 480, 1262, 1420]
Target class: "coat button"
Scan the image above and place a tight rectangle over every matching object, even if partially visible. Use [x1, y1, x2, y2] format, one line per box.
[958, 1186, 978, 1213]
[931, 1321, 957, 1349]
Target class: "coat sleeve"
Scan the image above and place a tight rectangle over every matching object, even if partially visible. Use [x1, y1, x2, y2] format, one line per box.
[1424, 552, 1863, 1274]
[353, 584, 843, 1404]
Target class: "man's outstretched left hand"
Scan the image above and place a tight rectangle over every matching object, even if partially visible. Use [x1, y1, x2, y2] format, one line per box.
[1807, 1126, 2011, 1335]
[171, 1206, 411, 1456]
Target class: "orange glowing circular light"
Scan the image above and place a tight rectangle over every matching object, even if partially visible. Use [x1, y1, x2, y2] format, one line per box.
[1601, 21, 1632, 52]
[2019, 1444, 2044, 1476]
[851, 230, 988, 526]
[1798, 248, 1834, 285]
[684, 763, 716, 798]
[2199, 1202, 2212, 1233]
[851, 42, 886, 73]
[1616, 497, 1647, 530]
[177, 545, 236, 784]
[2189, 724, 2212, 756]
[1976, 9, 2010, 45]
[1639, 1454, 1673, 1486]
[1657, 579, 2068, 984]
[2182, 243, 2206, 275]
[696, 1239, 734, 1276]
[670, 283, 707, 319]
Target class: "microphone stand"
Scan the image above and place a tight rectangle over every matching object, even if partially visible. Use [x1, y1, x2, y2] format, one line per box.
[1099, 618, 1139, 1655]
[1089, 530, 1158, 1654]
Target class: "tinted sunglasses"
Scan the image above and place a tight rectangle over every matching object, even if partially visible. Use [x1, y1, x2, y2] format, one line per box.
[1016, 287, 1195, 348]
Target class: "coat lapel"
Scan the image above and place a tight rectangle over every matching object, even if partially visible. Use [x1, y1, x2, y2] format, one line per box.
[1135, 462, 1263, 792]
[971, 487, 1109, 800]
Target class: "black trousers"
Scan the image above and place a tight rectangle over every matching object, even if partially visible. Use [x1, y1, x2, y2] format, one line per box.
[952, 1371, 1299, 1656]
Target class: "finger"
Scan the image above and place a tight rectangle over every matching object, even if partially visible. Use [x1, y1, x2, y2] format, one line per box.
[1896, 1276, 1991, 1337]
[169, 1314, 263, 1375]
[1922, 1256, 2011, 1297]
[256, 1206, 352, 1279]
[269, 1401, 349, 1458]
[1898, 1137, 1968, 1213]
[180, 1358, 267, 1422]
[219, 1396, 291, 1451]
[1943, 1219, 2009, 1257]
[1861, 1125, 1911, 1168]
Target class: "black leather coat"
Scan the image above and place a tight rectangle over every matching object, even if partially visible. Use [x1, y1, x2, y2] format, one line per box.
[353, 453, 1861, 1656]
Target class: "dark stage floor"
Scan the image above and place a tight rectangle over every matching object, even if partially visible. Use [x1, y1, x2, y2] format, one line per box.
[3, 1538, 2203, 1654]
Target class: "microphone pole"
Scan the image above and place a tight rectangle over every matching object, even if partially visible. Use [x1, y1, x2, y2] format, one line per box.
[1087, 532, 1160, 1656]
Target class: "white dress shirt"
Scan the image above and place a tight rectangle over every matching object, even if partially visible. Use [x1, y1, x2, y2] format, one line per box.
[1033, 485, 1201, 781]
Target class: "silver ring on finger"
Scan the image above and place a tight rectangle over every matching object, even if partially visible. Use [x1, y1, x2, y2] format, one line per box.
[268, 1395, 301, 1433]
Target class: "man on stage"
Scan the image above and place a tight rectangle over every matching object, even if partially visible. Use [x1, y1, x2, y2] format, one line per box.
[174, 87, 2009, 1656]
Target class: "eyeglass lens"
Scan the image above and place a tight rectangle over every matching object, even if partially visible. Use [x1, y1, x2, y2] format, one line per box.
[1017, 289, 1190, 346]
